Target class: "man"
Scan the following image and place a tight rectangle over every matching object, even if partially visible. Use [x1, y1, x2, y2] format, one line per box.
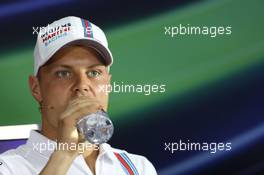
[0, 16, 157, 175]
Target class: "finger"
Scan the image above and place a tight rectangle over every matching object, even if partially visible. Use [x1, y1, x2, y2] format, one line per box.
[59, 106, 100, 128]
[68, 97, 99, 107]
[61, 102, 101, 121]
[67, 100, 101, 115]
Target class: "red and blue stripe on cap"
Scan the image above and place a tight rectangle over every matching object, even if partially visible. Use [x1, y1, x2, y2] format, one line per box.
[81, 19, 93, 38]
[114, 152, 139, 175]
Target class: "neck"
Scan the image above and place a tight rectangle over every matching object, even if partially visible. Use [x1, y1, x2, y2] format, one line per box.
[84, 149, 99, 175]
[40, 116, 57, 141]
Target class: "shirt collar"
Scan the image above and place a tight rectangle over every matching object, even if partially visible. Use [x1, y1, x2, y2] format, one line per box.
[98, 142, 117, 163]
[26, 130, 57, 158]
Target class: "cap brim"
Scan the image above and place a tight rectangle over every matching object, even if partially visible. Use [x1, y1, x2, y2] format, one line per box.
[62, 39, 113, 66]
[41, 38, 113, 70]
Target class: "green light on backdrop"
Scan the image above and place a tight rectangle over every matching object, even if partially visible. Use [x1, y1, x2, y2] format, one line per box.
[0, 0, 263, 125]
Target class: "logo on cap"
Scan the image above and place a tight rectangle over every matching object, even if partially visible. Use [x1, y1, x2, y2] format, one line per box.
[41, 23, 71, 47]
[81, 19, 94, 38]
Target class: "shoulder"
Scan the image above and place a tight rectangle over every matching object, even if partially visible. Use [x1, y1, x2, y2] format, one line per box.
[0, 147, 34, 175]
[110, 146, 157, 175]
[0, 149, 20, 175]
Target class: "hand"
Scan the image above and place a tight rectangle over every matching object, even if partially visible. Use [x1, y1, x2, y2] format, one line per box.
[40, 96, 101, 175]
[57, 96, 101, 156]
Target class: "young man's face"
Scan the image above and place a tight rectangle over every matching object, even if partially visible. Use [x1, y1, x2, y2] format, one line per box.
[29, 45, 111, 129]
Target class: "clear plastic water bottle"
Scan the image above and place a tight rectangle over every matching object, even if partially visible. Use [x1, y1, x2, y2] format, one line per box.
[77, 110, 114, 145]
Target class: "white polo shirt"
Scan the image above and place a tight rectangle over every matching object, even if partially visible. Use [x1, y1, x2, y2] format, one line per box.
[0, 130, 157, 175]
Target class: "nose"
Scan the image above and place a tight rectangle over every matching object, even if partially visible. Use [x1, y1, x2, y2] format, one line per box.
[73, 73, 90, 95]
[74, 86, 88, 93]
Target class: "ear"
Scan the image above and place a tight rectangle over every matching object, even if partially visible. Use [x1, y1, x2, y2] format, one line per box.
[106, 74, 112, 92]
[108, 74, 112, 84]
[28, 75, 43, 103]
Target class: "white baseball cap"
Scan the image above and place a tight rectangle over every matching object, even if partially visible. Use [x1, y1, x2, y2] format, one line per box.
[34, 16, 113, 75]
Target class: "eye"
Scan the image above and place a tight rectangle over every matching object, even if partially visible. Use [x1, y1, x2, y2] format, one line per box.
[87, 70, 101, 78]
[55, 70, 71, 78]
